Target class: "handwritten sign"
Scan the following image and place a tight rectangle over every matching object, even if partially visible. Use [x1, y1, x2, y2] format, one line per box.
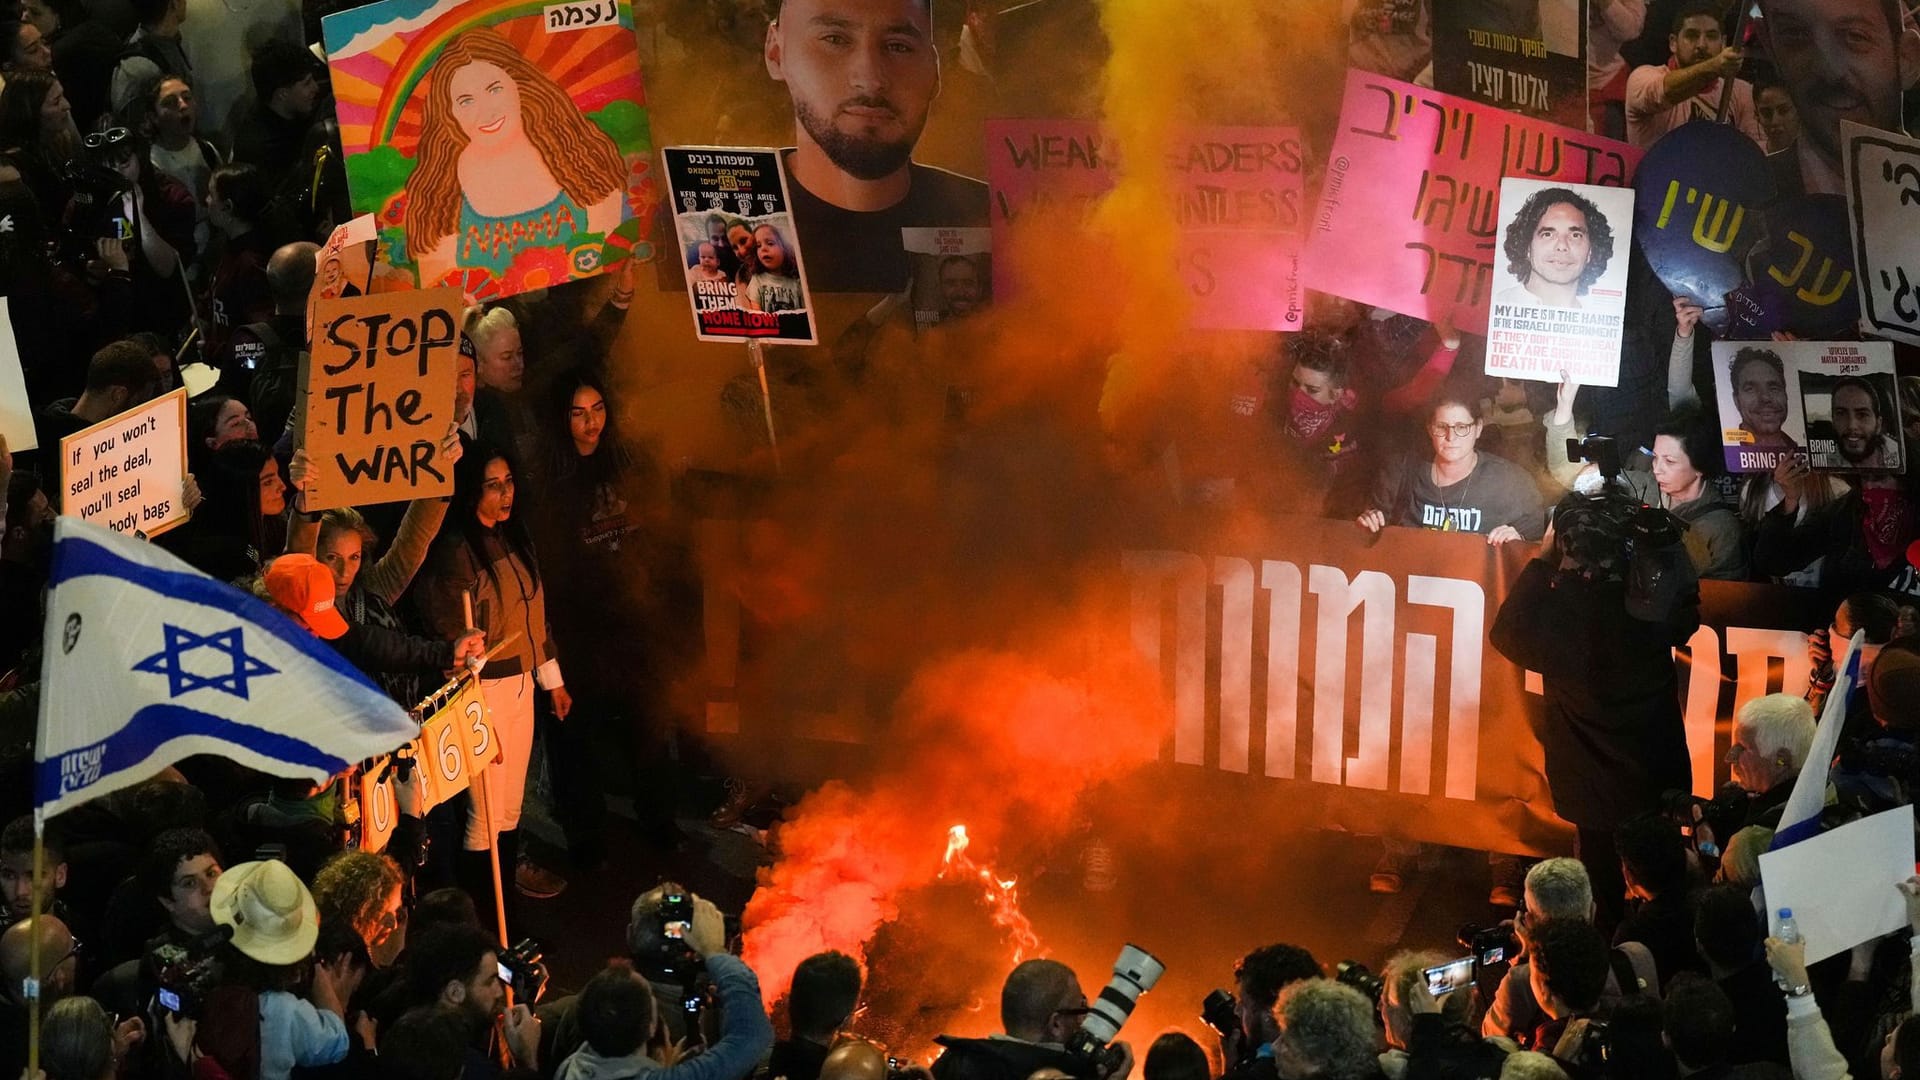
[662, 146, 817, 345]
[986, 120, 1305, 330]
[1633, 121, 1773, 333]
[1484, 177, 1634, 386]
[1843, 119, 1920, 346]
[0, 298, 33, 452]
[1710, 339, 1902, 473]
[542, 0, 616, 31]
[58, 387, 189, 537]
[299, 287, 461, 511]
[1303, 71, 1643, 333]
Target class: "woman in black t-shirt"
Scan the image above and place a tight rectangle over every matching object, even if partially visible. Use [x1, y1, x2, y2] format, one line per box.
[1358, 394, 1547, 544]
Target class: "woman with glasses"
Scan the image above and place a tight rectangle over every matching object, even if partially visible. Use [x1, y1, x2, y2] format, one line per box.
[1358, 394, 1546, 545]
[417, 442, 572, 917]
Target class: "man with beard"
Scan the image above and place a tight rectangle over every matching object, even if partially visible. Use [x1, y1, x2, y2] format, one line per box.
[1626, 1, 1764, 148]
[1759, 0, 1920, 196]
[1820, 376, 1902, 469]
[1728, 347, 1798, 451]
[765, 0, 988, 291]
[402, 925, 542, 1080]
[937, 254, 983, 319]
[1492, 187, 1614, 309]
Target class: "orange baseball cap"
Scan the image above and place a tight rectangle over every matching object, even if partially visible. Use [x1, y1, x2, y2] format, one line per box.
[265, 554, 348, 640]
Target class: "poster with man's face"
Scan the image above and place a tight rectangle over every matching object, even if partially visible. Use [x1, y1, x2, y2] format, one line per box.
[1484, 177, 1633, 386]
[762, 0, 989, 292]
[902, 227, 990, 330]
[1756, 0, 1917, 196]
[1710, 339, 1904, 472]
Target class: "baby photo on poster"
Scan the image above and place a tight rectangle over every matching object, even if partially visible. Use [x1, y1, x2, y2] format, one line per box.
[1484, 177, 1634, 387]
[663, 147, 817, 346]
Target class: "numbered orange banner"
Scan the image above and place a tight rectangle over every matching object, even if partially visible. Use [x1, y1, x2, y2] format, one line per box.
[392, 678, 497, 817]
[360, 766, 399, 852]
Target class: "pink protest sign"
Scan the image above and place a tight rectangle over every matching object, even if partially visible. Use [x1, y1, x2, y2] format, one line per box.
[987, 119, 1305, 331]
[1303, 71, 1643, 334]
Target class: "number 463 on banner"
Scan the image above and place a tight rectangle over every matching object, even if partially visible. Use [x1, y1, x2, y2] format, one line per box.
[361, 678, 497, 852]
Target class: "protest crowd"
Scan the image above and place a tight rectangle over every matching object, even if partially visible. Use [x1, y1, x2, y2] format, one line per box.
[8, 2, 1920, 1080]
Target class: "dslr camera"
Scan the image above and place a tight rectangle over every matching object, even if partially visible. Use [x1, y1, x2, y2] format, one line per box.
[57, 127, 136, 264]
[497, 939, 549, 1003]
[1659, 784, 1749, 860]
[1333, 960, 1383, 1007]
[1199, 988, 1238, 1039]
[1066, 945, 1165, 1078]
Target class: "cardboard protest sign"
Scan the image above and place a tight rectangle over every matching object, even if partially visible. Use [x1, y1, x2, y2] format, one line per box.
[1633, 121, 1773, 333]
[1304, 72, 1643, 333]
[1728, 195, 1859, 340]
[0, 299, 33, 452]
[985, 120, 1305, 330]
[1711, 339, 1903, 473]
[1760, 805, 1916, 964]
[1843, 119, 1920, 345]
[298, 287, 462, 510]
[662, 147, 816, 346]
[903, 228, 991, 331]
[320, 0, 657, 299]
[58, 388, 189, 537]
[1484, 178, 1633, 386]
[1430, 0, 1584, 129]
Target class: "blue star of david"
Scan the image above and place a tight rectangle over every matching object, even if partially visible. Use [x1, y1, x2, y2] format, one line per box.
[131, 625, 278, 700]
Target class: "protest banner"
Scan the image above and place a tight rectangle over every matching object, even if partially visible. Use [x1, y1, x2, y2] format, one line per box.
[1430, 0, 1584, 129]
[986, 120, 1305, 330]
[1633, 121, 1772, 334]
[307, 214, 378, 344]
[1711, 339, 1903, 473]
[1484, 177, 1633, 386]
[695, 513, 1831, 857]
[662, 147, 816, 346]
[58, 387, 189, 538]
[402, 678, 494, 814]
[1728, 195, 1859, 340]
[1760, 805, 1916, 964]
[298, 287, 462, 511]
[1303, 71, 1643, 334]
[319, 0, 657, 299]
[0, 298, 33, 452]
[360, 764, 398, 853]
[903, 228, 991, 331]
[1843, 119, 1920, 345]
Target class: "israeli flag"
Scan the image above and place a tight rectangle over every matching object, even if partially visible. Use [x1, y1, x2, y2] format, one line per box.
[1772, 629, 1867, 849]
[35, 518, 417, 817]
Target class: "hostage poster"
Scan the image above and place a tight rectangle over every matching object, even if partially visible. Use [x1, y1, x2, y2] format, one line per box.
[1711, 339, 1905, 473]
[319, 0, 658, 300]
[663, 147, 817, 345]
[1484, 177, 1634, 386]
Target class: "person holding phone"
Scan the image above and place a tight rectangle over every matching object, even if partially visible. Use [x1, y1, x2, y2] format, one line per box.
[1377, 950, 1515, 1077]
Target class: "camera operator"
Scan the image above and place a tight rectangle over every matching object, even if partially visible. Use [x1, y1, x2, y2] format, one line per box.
[1492, 494, 1701, 932]
[624, 883, 732, 1047]
[399, 924, 542, 1080]
[766, 950, 861, 1080]
[1378, 950, 1513, 1079]
[1523, 920, 1614, 1072]
[554, 905, 773, 1080]
[1722, 695, 1817, 835]
[1214, 945, 1322, 1080]
[1483, 860, 1658, 1045]
[933, 960, 1131, 1080]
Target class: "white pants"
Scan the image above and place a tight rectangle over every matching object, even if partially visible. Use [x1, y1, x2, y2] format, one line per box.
[465, 673, 534, 850]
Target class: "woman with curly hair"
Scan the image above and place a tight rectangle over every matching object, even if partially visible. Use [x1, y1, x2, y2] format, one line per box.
[312, 850, 408, 967]
[402, 26, 629, 287]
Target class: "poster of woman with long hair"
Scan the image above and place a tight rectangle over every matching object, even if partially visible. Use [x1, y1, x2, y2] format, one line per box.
[321, 0, 658, 300]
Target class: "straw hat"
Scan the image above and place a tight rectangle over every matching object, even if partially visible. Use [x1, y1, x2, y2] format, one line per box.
[210, 859, 320, 965]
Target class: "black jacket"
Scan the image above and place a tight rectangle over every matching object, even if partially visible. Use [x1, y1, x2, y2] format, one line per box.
[1402, 1013, 1512, 1080]
[330, 621, 453, 677]
[930, 1037, 1086, 1080]
[1491, 559, 1699, 828]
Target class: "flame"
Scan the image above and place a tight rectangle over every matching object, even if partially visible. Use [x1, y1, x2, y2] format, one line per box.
[938, 824, 1045, 964]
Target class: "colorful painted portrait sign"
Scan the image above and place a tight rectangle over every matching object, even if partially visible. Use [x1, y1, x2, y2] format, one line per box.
[320, 0, 658, 300]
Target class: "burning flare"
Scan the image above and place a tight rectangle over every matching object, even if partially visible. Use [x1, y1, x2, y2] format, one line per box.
[939, 825, 1044, 963]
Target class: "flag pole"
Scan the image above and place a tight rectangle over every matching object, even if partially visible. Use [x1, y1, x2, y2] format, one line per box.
[746, 341, 782, 475]
[462, 592, 512, 972]
[26, 809, 44, 1075]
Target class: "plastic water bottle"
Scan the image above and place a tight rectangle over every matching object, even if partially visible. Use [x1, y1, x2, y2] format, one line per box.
[1774, 908, 1799, 990]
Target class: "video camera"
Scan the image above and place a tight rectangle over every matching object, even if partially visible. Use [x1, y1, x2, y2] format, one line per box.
[1566, 434, 1623, 484]
[1550, 485, 1696, 623]
[149, 925, 234, 1020]
[1659, 785, 1749, 860]
[497, 938, 548, 1003]
[57, 127, 136, 264]
[1066, 945, 1164, 1078]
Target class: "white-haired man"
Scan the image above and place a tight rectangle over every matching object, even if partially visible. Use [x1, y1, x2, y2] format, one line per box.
[1727, 693, 1817, 830]
[1482, 859, 1657, 1042]
[1272, 979, 1381, 1080]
